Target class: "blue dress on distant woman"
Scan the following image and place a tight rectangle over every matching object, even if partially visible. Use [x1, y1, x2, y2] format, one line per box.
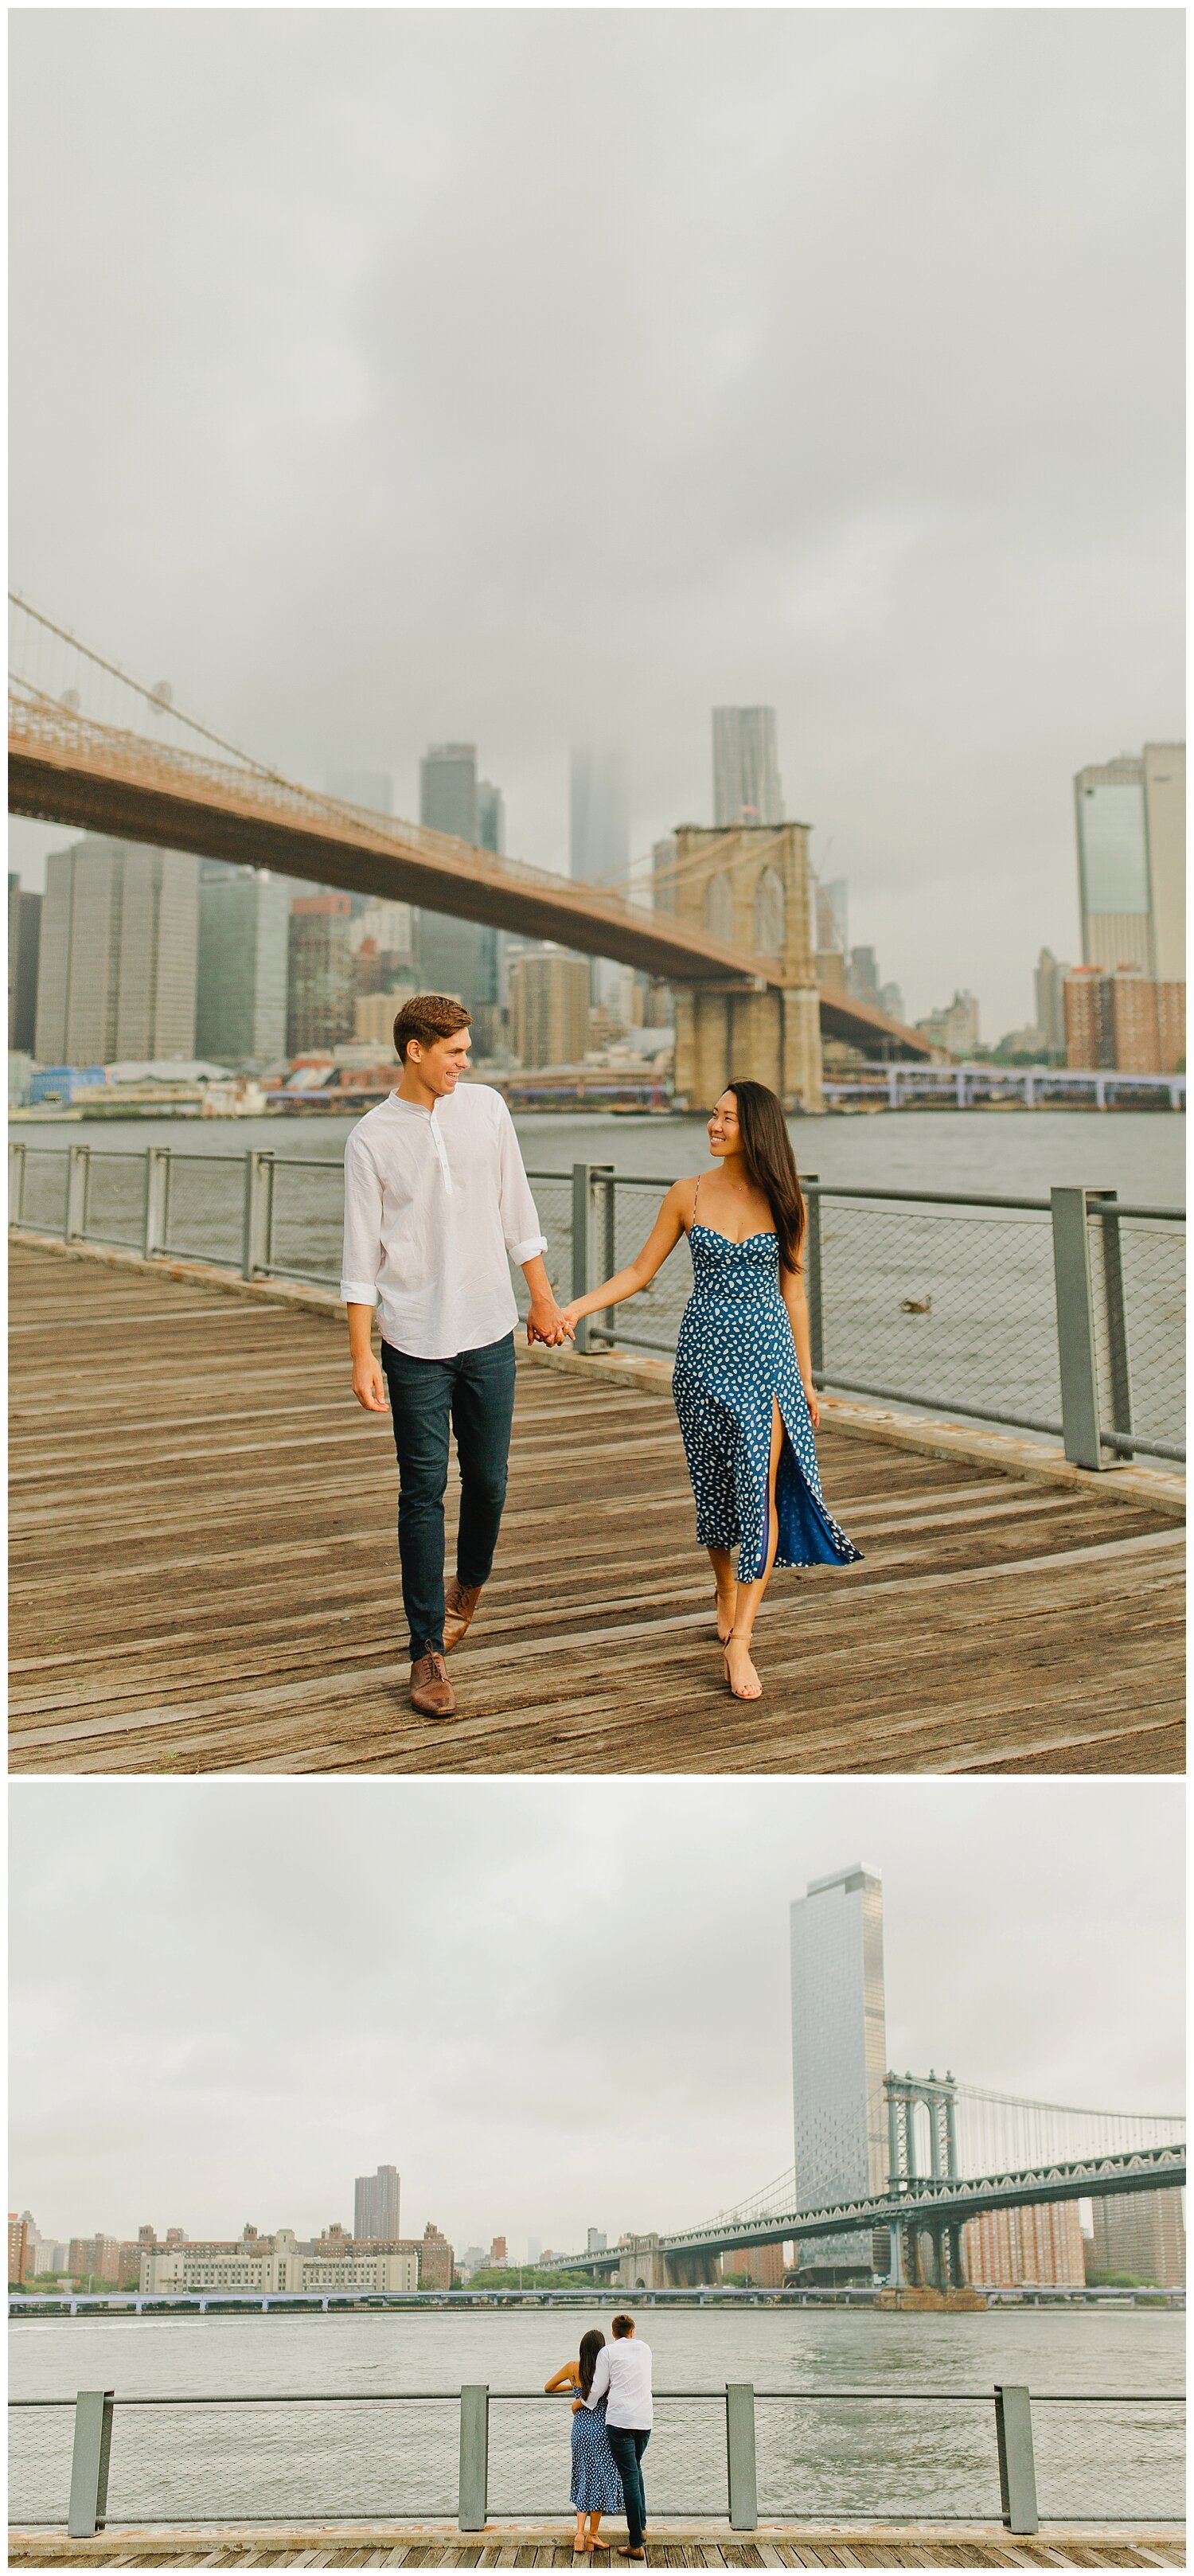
[571, 2386, 623, 2516]
[673, 1177, 862, 1582]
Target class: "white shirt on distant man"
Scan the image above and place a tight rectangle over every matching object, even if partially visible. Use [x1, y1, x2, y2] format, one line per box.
[585, 2333, 654, 2428]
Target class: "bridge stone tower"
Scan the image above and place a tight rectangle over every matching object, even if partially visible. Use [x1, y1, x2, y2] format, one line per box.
[668, 824, 823, 1114]
[885, 2070, 966, 2290]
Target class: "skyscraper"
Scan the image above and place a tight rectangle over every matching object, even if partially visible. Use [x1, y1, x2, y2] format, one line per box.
[417, 742, 499, 1017]
[353, 2165, 400, 2242]
[1074, 744, 1186, 982]
[34, 838, 198, 1067]
[569, 746, 629, 886]
[196, 863, 291, 1066]
[8, 873, 42, 1053]
[327, 771, 393, 818]
[790, 1864, 888, 2278]
[1034, 948, 1071, 1055]
[287, 894, 355, 1054]
[712, 708, 784, 828]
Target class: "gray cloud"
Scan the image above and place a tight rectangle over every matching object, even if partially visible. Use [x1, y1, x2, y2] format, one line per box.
[10, 1778, 1184, 2250]
[9, 10, 1183, 1034]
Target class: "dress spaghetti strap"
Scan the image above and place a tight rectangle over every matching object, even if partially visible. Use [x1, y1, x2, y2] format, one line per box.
[689, 1172, 702, 1231]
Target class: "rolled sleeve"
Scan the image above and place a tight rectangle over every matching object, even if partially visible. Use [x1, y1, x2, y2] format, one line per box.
[496, 1099, 548, 1265]
[341, 1135, 384, 1307]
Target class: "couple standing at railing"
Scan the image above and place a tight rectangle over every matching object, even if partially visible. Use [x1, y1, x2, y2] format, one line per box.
[545, 2312, 654, 2558]
[342, 994, 860, 1719]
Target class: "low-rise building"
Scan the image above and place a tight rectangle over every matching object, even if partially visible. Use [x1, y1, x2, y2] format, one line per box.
[139, 2223, 423, 2296]
[1064, 966, 1186, 1072]
[962, 2199, 1086, 2289]
[1087, 2188, 1184, 2285]
[9, 2214, 29, 2285]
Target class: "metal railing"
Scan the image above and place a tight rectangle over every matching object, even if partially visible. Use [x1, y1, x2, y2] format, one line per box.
[9, 1142, 1185, 1466]
[7, 2382, 1183, 2537]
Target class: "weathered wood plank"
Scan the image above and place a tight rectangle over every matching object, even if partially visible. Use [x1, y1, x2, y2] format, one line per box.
[9, 1245, 1184, 1774]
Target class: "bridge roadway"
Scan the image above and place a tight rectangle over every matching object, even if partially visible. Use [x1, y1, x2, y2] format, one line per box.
[552, 2145, 1187, 2278]
[8, 691, 930, 1059]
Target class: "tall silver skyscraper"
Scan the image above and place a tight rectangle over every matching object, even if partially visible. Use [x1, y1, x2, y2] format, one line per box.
[712, 708, 784, 828]
[790, 1864, 888, 2277]
[1074, 743, 1185, 982]
[569, 745, 629, 887]
[418, 744, 498, 1013]
[34, 837, 198, 1067]
[196, 862, 291, 1065]
[353, 2165, 400, 2241]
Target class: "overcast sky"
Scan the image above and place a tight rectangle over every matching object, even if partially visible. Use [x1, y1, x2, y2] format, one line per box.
[9, 9, 1184, 1036]
[10, 1777, 1183, 2252]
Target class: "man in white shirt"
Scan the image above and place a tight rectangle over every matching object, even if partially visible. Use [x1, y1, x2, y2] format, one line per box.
[341, 993, 573, 1717]
[584, 2313, 652, 2558]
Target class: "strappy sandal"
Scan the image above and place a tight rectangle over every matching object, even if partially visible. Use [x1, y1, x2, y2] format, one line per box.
[723, 1631, 763, 1702]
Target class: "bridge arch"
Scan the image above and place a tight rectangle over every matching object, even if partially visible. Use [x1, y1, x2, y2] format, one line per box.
[753, 865, 786, 957]
[704, 871, 734, 943]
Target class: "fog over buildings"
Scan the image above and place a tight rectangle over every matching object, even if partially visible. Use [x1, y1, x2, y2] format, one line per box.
[10, 1778, 1183, 2249]
[8, 9, 1183, 1034]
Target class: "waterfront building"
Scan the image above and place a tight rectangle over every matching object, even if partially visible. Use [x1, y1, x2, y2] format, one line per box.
[35, 837, 199, 1067]
[720, 2244, 786, 2289]
[8, 874, 42, 1052]
[915, 990, 981, 1056]
[790, 1864, 888, 2281]
[962, 2201, 1086, 2289]
[509, 950, 591, 1067]
[1034, 948, 1072, 1054]
[417, 741, 500, 1018]
[287, 894, 355, 1054]
[8, 2214, 29, 2285]
[1087, 2188, 1185, 2286]
[1064, 966, 1185, 1074]
[353, 989, 415, 1048]
[712, 708, 784, 827]
[848, 946, 880, 1009]
[587, 2228, 607, 2254]
[820, 880, 849, 954]
[139, 2224, 419, 2297]
[879, 981, 905, 1024]
[1075, 743, 1185, 982]
[196, 861, 290, 1066]
[490, 2235, 508, 2267]
[354, 2166, 400, 2242]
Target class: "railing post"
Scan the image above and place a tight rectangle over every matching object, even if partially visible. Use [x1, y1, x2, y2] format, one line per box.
[458, 2383, 489, 2532]
[993, 2384, 1038, 2535]
[1051, 1186, 1110, 1470]
[9, 1140, 26, 1227]
[802, 1177, 822, 1380]
[572, 1162, 593, 1353]
[65, 1143, 89, 1243]
[241, 1150, 275, 1281]
[143, 1147, 171, 1260]
[1093, 1189, 1132, 1449]
[725, 2383, 758, 2531]
[597, 1165, 616, 1345]
[68, 2389, 115, 2537]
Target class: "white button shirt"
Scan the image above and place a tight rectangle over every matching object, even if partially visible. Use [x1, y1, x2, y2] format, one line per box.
[585, 2336, 654, 2430]
[340, 1083, 548, 1360]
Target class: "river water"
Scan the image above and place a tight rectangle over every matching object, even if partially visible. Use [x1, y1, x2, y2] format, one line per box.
[9, 2309, 1184, 2529]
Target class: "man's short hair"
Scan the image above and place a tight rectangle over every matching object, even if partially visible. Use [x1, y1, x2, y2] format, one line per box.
[393, 993, 473, 1061]
[611, 2312, 634, 2338]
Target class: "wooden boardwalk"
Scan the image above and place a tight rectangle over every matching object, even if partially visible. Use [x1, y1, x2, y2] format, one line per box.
[9, 1243, 1185, 1776]
[8, 2524, 1185, 2570]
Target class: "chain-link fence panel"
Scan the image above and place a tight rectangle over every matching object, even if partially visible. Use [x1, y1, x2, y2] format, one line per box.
[516, 1173, 575, 1318]
[1087, 1211, 1184, 1462]
[755, 2394, 1001, 2523]
[814, 1196, 1063, 1433]
[1032, 2396, 1184, 2523]
[268, 1157, 345, 1287]
[8, 2402, 76, 2526]
[79, 1150, 148, 1251]
[591, 1176, 693, 1355]
[100, 2396, 458, 2523]
[159, 1153, 245, 1270]
[10, 1147, 69, 1236]
[487, 2396, 728, 2519]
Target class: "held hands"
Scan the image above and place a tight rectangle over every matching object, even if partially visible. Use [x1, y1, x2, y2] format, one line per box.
[525, 1293, 577, 1348]
[352, 1354, 390, 1413]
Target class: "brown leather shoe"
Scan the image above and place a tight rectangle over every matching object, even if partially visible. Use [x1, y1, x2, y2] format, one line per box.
[443, 1579, 483, 1652]
[409, 1650, 457, 1718]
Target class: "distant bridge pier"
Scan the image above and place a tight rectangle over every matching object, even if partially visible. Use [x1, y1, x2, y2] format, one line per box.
[668, 825, 824, 1113]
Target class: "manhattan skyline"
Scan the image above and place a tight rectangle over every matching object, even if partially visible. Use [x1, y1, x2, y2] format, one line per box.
[10, 1778, 1183, 2250]
[9, 10, 1183, 1036]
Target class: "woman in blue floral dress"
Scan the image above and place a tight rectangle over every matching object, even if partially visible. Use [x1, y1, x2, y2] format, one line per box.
[546, 2328, 623, 2551]
[563, 1079, 861, 1703]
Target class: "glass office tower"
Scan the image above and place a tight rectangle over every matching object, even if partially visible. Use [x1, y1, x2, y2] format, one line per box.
[790, 1863, 888, 2278]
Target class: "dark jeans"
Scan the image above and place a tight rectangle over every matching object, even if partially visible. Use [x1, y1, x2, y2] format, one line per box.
[607, 2426, 650, 2549]
[380, 1332, 517, 1659]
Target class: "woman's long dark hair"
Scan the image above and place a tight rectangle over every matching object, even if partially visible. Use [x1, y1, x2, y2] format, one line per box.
[723, 1079, 806, 1273]
[578, 2328, 606, 2400]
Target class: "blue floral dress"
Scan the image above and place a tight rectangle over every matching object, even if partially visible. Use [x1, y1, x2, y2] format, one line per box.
[570, 2383, 623, 2514]
[672, 1188, 863, 1583]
